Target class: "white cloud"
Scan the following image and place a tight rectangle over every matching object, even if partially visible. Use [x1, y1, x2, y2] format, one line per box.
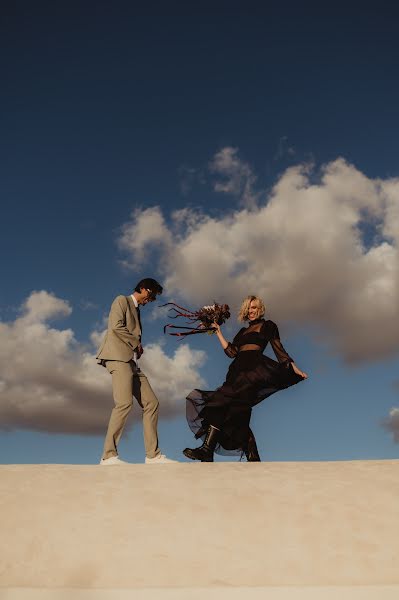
[79, 299, 99, 311]
[139, 342, 206, 414]
[118, 206, 172, 267]
[118, 153, 399, 364]
[0, 291, 207, 434]
[20, 290, 72, 323]
[178, 165, 206, 195]
[209, 146, 259, 207]
[383, 407, 399, 443]
[380, 178, 399, 244]
[274, 136, 296, 161]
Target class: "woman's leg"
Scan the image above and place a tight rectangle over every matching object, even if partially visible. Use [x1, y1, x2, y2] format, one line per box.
[183, 425, 220, 462]
[244, 427, 261, 461]
[184, 382, 251, 460]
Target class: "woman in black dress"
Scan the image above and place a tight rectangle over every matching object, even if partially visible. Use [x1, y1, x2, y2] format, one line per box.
[183, 295, 308, 462]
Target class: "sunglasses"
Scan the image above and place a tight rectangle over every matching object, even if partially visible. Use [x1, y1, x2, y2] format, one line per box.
[145, 289, 158, 301]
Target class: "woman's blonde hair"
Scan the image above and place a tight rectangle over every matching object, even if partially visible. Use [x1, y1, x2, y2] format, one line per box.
[238, 295, 266, 322]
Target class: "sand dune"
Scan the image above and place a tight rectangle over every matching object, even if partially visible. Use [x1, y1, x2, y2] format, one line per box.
[1, 461, 398, 598]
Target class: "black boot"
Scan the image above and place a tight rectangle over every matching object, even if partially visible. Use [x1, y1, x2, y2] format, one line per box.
[244, 429, 261, 462]
[183, 425, 220, 462]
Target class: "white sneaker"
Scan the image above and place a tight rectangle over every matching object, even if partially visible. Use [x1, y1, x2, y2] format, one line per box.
[99, 456, 129, 466]
[145, 454, 178, 464]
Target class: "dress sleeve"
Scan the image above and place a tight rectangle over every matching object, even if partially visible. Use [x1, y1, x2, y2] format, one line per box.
[223, 328, 243, 358]
[224, 342, 238, 358]
[269, 322, 294, 364]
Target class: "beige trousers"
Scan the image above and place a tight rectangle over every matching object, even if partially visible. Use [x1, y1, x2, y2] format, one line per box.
[102, 360, 160, 460]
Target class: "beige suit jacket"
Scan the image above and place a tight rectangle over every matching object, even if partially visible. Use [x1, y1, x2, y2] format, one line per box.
[96, 295, 141, 363]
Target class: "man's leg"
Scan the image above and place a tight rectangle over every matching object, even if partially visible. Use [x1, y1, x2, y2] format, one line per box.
[102, 361, 134, 460]
[133, 371, 160, 459]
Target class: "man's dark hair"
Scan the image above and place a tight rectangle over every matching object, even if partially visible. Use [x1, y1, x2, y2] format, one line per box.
[134, 278, 163, 296]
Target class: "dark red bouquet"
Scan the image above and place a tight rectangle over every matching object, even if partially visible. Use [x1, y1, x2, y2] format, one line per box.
[162, 302, 231, 337]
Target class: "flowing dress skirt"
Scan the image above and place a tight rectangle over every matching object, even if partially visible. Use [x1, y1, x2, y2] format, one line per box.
[186, 350, 303, 455]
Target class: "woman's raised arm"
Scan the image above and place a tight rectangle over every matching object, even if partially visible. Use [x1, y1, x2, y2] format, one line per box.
[211, 322, 228, 349]
[211, 322, 238, 358]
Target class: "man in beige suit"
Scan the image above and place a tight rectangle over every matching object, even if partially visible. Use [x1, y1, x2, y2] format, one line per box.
[97, 277, 176, 465]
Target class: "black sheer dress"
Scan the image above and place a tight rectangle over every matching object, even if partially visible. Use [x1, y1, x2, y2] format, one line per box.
[186, 318, 304, 456]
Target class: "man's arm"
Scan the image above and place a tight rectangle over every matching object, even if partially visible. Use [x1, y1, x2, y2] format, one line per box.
[109, 295, 140, 351]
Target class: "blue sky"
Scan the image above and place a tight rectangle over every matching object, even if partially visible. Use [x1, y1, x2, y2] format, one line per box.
[1, 1, 398, 463]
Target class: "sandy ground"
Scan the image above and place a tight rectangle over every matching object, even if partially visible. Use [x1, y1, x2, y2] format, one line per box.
[1, 586, 399, 600]
[1, 461, 398, 595]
